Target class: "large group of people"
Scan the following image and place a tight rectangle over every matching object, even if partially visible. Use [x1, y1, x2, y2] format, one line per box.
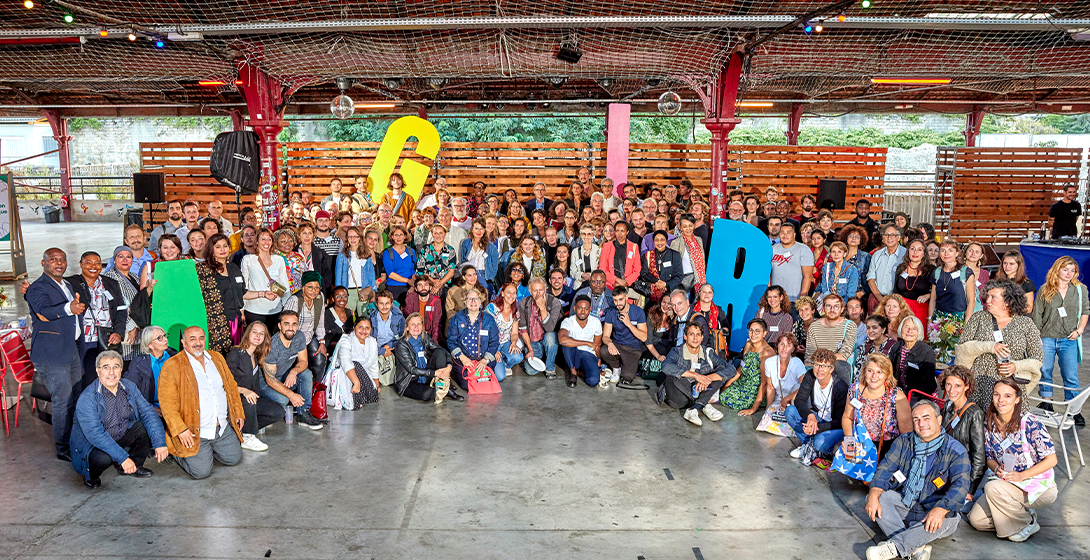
[22, 170, 1085, 557]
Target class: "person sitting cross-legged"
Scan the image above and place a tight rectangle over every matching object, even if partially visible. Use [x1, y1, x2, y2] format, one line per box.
[865, 399, 971, 560]
[158, 326, 246, 480]
[446, 288, 500, 390]
[69, 350, 168, 489]
[786, 348, 848, 460]
[656, 323, 731, 426]
[394, 312, 463, 403]
[559, 295, 604, 388]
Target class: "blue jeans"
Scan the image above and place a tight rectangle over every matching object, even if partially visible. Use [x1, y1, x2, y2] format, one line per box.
[1041, 337, 1079, 400]
[561, 345, 600, 386]
[785, 405, 845, 455]
[493, 346, 523, 381]
[526, 331, 558, 375]
[261, 367, 314, 413]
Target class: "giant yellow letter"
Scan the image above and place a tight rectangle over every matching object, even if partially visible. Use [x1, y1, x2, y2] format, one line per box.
[368, 116, 441, 203]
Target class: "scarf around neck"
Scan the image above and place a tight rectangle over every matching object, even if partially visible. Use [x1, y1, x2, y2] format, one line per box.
[902, 432, 946, 506]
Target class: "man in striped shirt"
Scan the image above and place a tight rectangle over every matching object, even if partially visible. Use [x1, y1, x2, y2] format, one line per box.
[804, 293, 857, 384]
[312, 210, 341, 258]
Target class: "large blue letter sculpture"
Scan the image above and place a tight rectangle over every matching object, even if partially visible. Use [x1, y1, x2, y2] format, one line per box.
[705, 218, 774, 352]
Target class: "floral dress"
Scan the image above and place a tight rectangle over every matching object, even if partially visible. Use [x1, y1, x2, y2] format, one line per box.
[721, 351, 762, 410]
[851, 382, 902, 460]
[276, 250, 305, 294]
[961, 312, 1044, 411]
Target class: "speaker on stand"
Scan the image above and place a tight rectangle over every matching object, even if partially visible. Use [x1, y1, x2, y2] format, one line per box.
[816, 179, 847, 211]
[133, 172, 165, 236]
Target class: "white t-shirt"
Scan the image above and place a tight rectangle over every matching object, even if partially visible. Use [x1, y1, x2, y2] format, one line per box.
[764, 355, 807, 403]
[813, 377, 835, 422]
[561, 316, 603, 353]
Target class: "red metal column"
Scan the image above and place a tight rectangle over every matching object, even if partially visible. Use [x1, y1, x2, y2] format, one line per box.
[785, 103, 803, 146]
[963, 104, 985, 147]
[229, 109, 246, 132]
[700, 51, 745, 219]
[42, 109, 73, 222]
[236, 62, 290, 229]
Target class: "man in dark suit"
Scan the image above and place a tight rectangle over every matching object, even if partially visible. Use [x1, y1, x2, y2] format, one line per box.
[66, 251, 127, 391]
[26, 248, 88, 461]
[522, 182, 553, 217]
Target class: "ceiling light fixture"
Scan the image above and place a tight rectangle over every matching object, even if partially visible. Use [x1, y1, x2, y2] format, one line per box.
[871, 78, 951, 85]
[383, 78, 401, 90]
[331, 78, 355, 119]
[658, 91, 681, 115]
[738, 102, 774, 108]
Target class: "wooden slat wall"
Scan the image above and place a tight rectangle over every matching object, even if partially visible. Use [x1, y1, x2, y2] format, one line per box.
[733, 145, 888, 221]
[943, 147, 1083, 243]
[144, 141, 889, 229]
[139, 142, 244, 236]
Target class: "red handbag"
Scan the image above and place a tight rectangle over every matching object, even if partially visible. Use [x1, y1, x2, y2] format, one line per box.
[311, 381, 328, 420]
[464, 362, 501, 395]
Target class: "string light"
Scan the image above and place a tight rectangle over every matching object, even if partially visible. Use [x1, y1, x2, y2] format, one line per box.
[803, 24, 813, 34]
[815, 24, 824, 32]
[98, 28, 108, 37]
[861, 0, 872, 8]
[23, 0, 34, 9]
[127, 33, 137, 41]
[155, 39, 165, 48]
[838, 13, 846, 22]
[62, 13, 74, 23]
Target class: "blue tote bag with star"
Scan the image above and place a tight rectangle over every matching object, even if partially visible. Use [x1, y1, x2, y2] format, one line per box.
[831, 406, 880, 482]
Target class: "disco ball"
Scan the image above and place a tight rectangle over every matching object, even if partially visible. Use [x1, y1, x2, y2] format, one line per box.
[330, 94, 355, 119]
[658, 91, 681, 115]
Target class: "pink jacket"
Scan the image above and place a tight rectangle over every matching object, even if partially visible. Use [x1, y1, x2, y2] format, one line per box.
[599, 240, 641, 290]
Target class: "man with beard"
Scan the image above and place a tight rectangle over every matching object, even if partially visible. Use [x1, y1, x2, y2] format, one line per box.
[846, 198, 881, 252]
[320, 178, 343, 211]
[109, 224, 155, 277]
[404, 275, 442, 341]
[599, 288, 648, 388]
[312, 210, 341, 258]
[803, 294, 857, 384]
[149, 200, 184, 252]
[547, 267, 575, 315]
[574, 270, 613, 320]
[793, 194, 817, 226]
[262, 312, 324, 429]
[176, 201, 201, 253]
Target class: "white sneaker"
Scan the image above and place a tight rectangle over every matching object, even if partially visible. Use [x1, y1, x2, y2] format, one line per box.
[865, 541, 898, 560]
[610, 368, 621, 384]
[909, 545, 932, 560]
[598, 375, 611, 389]
[241, 433, 268, 452]
[683, 408, 703, 426]
[702, 404, 724, 422]
[789, 445, 805, 459]
[1008, 519, 1041, 542]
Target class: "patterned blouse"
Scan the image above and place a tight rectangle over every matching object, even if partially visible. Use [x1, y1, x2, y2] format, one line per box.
[850, 382, 902, 442]
[276, 250, 305, 294]
[486, 302, 518, 345]
[792, 319, 811, 358]
[416, 243, 457, 283]
[984, 414, 1055, 473]
[961, 312, 1044, 411]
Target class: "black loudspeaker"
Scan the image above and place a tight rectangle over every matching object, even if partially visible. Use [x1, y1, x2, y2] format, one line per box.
[133, 172, 165, 203]
[210, 131, 260, 194]
[817, 179, 847, 210]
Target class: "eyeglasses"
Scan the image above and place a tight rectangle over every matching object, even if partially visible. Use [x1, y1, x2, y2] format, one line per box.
[814, 363, 835, 370]
[155, 334, 167, 341]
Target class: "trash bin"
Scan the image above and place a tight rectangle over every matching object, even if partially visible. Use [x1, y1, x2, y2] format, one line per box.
[43, 205, 61, 223]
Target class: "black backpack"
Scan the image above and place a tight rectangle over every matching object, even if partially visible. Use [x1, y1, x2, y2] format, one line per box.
[209, 131, 260, 193]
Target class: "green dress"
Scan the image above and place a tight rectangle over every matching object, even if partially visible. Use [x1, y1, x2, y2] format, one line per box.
[721, 351, 762, 410]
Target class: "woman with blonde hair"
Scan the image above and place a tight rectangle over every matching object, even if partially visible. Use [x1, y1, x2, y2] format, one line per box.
[511, 235, 547, 279]
[840, 353, 912, 463]
[1030, 256, 1089, 425]
[876, 293, 912, 341]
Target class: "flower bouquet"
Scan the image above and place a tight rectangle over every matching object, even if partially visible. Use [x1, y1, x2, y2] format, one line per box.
[927, 315, 964, 364]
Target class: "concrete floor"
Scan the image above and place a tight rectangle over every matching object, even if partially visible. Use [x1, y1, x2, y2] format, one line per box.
[1, 219, 1088, 560]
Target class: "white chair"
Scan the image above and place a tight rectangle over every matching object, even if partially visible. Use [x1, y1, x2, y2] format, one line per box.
[1027, 381, 1089, 480]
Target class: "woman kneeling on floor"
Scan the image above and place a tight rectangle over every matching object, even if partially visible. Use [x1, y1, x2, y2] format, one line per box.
[394, 313, 463, 403]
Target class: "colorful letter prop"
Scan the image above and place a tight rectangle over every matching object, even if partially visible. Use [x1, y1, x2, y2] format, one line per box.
[706, 218, 774, 352]
[149, 259, 210, 349]
[368, 115, 441, 203]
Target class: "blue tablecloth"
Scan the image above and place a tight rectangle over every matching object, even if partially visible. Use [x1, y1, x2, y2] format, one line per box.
[1019, 242, 1090, 289]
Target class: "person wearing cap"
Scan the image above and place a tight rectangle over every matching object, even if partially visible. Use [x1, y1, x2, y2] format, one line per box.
[846, 198, 881, 252]
[282, 270, 329, 378]
[599, 289, 648, 388]
[101, 245, 142, 362]
[312, 210, 342, 258]
[60, 250, 128, 391]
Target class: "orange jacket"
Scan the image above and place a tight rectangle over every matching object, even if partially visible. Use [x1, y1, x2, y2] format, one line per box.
[599, 240, 641, 290]
[158, 350, 245, 458]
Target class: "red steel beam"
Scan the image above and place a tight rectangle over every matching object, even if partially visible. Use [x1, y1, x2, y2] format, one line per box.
[963, 104, 985, 147]
[785, 102, 803, 146]
[701, 50, 745, 219]
[42, 109, 72, 222]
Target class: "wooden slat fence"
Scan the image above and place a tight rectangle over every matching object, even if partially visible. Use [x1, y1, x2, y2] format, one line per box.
[143, 141, 890, 225]
[935, 147, 1083, 244]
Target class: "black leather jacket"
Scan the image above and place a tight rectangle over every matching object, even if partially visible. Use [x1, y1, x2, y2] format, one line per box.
[942, 400, 986, 494]
[394, 333, 443, 396]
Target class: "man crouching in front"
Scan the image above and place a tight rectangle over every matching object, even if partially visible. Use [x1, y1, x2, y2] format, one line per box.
[159, 326, 246, 479]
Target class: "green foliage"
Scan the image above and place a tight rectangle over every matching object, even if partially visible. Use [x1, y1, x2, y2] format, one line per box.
[277, 122, 300, 143]
[727, 125, 964, 148]
[67, 118, 103, 132]
[1036, 114, 1090, 134]
[153, 117, 231, 132]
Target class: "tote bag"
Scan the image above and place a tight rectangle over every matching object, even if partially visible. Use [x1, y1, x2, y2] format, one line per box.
[831, 408, 880, 482]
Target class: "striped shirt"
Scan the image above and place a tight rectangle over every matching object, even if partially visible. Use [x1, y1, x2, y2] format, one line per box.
[313, 234, 342, 258]
[804, 319, 858, 364]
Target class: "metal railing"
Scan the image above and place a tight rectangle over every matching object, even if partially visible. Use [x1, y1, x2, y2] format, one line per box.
[883, 170, 935, 225]
[12, 175, 134, 200]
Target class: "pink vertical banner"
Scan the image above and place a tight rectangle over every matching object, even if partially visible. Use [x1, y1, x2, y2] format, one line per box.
[605, 103, 630, 195]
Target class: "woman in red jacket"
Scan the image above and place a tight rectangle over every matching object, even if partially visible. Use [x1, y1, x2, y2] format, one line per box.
[599, 221, 641, 291]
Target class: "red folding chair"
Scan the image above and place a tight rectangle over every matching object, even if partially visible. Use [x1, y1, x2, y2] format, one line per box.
[0, 329, 36, 436]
